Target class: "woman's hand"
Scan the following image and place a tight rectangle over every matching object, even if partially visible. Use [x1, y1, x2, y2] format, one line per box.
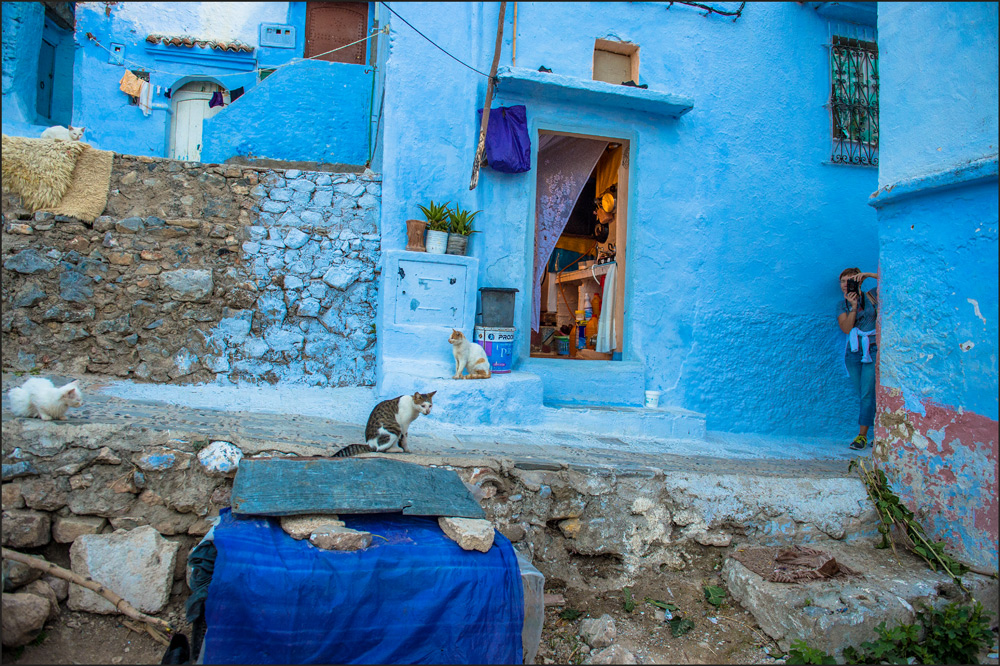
[846, 291, 859, 310]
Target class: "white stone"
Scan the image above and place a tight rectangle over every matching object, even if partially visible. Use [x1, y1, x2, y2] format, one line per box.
[309, 526, 372, 551]
[438, 517, 495, 552]
[280, 514, 345, 540]
[322, 264, 356, 290]
[579, 614, 616, 649]
[69, 526, 178, 614]
[197, 441, 243, 478]
[284, 229, 310, 249]
[587, 644, 636, 665]
[53, 514, 107, 543]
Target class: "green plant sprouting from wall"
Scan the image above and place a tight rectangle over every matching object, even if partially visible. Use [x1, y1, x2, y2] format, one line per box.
[848, 456, 970, 590]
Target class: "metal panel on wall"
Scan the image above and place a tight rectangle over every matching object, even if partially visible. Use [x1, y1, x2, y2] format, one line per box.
[304, 1, 368, 64]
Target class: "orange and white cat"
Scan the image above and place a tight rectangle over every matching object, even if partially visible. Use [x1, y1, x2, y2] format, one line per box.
[448, 329, 491, 379]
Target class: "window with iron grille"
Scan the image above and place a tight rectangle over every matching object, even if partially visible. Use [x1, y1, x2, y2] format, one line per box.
[829, 35, 878, 166]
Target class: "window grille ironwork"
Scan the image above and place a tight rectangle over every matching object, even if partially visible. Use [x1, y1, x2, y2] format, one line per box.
[830, 35, 878, 166]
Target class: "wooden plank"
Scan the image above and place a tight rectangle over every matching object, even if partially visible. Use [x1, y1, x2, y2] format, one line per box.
[230, 458, 486, 519]
[469, 1, 507, 190]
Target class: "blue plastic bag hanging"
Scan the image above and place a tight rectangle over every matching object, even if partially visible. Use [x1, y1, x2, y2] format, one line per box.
[477, 105, 531, 173]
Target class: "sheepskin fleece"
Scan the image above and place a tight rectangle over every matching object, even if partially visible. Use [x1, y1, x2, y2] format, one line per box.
[42, 145, 114, 222]
[1, 135, 87, 210]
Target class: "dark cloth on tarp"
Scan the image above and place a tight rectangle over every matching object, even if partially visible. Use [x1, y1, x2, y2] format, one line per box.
[184, 539, 217, 623]
[477, 105, 531, 173]
[204, 509, 524, 665]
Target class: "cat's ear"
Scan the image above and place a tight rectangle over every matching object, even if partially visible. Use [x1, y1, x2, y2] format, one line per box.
[427, 391, 436, 399]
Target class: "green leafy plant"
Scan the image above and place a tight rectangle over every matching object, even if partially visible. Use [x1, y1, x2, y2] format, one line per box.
[703, 585, 726, 607]
[668, 617, 695, 637]
[417, 200, 451, 232]
[622, 586, 636, 613]
[447, 205, 482, 236]
[849, 456, 970, 589]
[786, 640, 837, 665]
[842, 601, 994, 665]
[644, 597, 678, 612]
[559, 608, 583, 621]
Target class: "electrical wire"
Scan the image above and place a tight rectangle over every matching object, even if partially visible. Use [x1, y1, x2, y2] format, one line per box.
[667, 1, 745, 19]
[378, 2, 491, 79]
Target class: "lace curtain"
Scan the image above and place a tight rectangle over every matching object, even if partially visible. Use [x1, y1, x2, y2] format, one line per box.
[532, 135, 608, 331]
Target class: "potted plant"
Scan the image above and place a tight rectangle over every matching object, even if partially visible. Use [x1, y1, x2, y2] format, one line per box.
[446, 206, 481, 256]
[405, 218, 428, 252]
[419, 200, 450, 254]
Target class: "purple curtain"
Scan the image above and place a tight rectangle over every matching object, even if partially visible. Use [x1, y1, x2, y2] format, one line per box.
[532, 135, 608, 331]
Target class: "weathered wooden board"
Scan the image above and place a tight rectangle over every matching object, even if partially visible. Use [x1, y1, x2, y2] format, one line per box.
[230, 458, 486, 519]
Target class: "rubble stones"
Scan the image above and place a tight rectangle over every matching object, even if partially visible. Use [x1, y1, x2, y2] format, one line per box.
[197, 441, 243, 478]
[69, 526, 179, 614]
[1, 592, 50, 647]
[41, 574, 69, 601]
[3, 559, 43, 590]
[1, 509, 51, 548]
[22, 579, 60, 619]
[586, 644, 637, 665]
[579, 614, 616, 649]
[4, 248, 55, 274]
[438, 517, 495, 552]
[160, 269, 214, 302]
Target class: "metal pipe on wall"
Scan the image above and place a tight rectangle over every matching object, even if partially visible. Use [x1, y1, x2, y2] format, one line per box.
[512, 2, 517, 66]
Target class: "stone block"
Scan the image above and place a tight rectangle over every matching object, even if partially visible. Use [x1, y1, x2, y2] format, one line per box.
[322, 264, 358, 290]
[438, 517, 495, 552]
[20, 477, 67, 511]
[261, 199, 287, 213]
[579, 614, 616, 649]
[297, 298, 321, 317]
[12, 283, 46, 308]
[69, 526, 179, 614]
[284, 229, 310, 249]
[299, 210, 324, 226]
[134, 448, 193, 472]
[1, 483, 25, 510]
[53, 514, 107, 543]
[197, 441, 243, 478]
[161, 269, 213, 302]
[4, 249, 55, 274]
[280, 514, 345, 540]
[2, 558, 43, 590]
[41, 574, 69, 601]
[290, 179, 316, 193]
[22, 580, 60, 620]
[1, 593, 49, 647]
[116, 217, 144, 233]
[309, 526, 372, 551]
[1, 509, 51, 548]
[587, 644, 636, 665]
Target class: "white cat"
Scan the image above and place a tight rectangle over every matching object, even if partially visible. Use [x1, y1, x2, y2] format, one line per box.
[448, 329, 491, 379]
[40, 125, 86, 141]
[8, 378, 83, 420]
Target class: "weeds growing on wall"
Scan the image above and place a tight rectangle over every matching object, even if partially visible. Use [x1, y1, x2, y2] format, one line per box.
[849, 456, 971, 590]
[786, 600, 994, 665]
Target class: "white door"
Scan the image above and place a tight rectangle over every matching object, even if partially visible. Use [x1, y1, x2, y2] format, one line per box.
[169, 85, 228, 161]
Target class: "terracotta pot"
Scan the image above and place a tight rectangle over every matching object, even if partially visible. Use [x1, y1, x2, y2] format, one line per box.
[445, 233, 469, 256]
[425, 229, 448, 254]
[405, 219, 428, 251]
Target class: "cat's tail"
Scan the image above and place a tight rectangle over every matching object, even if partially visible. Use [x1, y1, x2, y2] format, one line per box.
[333, 443, 375, 458]
[8, 386, 32, 417]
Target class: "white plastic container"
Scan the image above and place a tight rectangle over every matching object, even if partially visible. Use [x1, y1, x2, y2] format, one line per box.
[644, 390, 661, 409]
[425, 229, 448, 254]
[516, 551, 545, 664]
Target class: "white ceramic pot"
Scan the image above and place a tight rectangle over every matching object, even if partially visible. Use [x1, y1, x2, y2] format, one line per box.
[426, 229, 448, 254]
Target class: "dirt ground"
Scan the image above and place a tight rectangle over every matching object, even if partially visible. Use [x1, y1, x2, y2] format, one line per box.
[4, 549, 783, 665]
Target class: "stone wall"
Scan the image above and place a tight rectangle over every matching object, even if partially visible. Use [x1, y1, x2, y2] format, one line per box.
[1, 155, 379, 386]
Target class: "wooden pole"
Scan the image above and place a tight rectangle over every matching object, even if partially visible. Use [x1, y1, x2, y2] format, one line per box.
[469, 1, 507, 190]
[2, 547, 173, 633]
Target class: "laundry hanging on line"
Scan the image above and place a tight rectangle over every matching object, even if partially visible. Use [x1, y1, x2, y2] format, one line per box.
[229, 87, 244, 102]
[118, 69, 144, 97]
[477, 105, 531, 174]
[137, 79, 153, 116]
[209, 91, 225, 108]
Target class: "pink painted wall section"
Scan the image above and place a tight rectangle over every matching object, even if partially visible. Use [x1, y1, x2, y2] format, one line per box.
[875, 387, 999, 571]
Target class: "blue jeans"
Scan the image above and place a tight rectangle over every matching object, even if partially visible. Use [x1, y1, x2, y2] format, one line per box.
[845, 351, 877, 428]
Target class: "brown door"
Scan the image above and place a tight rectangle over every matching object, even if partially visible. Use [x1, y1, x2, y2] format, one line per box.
[304, 2, 369, 64]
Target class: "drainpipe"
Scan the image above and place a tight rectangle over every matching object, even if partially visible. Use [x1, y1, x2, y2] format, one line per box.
[512, 2, 517, 66]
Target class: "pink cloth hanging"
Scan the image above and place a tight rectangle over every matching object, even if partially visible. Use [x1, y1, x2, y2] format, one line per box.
[531, 135, 608, 332]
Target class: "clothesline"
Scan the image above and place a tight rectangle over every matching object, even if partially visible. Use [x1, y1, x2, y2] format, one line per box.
[86, 27, 387, 83]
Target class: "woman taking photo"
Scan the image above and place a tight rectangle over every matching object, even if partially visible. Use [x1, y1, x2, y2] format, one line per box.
[837, 267, 879, 450]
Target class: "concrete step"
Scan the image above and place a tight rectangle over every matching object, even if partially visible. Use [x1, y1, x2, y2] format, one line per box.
[520, 358, 646, 407]
[378, 360, 544, 426]
[539, 401, 707, 440]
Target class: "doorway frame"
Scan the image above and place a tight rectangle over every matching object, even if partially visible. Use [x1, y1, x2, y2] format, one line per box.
[518, 116, 640, 366]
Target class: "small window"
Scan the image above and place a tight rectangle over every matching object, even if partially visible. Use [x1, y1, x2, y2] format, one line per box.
[593, 39, 639, 85]
[127, 69, 150, 106]
[829, 35, 879, 166]
[258, 68, 276, 82]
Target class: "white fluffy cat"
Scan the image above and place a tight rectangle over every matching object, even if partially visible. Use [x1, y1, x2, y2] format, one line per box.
[40, 125, 86, 141]
[8, 378, 83, 420]
[448, 329, 491, 379]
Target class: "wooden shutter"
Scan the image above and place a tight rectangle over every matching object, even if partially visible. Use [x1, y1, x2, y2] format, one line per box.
[304, 2, 368, 64]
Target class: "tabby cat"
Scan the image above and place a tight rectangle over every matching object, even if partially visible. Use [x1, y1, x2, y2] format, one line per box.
[364, 391, 436, 452]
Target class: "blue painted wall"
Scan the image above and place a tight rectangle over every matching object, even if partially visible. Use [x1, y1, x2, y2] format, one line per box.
[871, 1, 998, 570]
[379, 2, 880, 436]
[1, 1, 45, 125]
[3, 2, 376, 165]
[201, 59, 372, 166]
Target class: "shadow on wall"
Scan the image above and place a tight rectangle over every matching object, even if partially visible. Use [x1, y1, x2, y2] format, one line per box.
[200, 59, 373, 167]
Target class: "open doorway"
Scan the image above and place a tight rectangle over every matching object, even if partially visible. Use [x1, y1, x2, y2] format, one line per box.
[530, 131, 628, 360]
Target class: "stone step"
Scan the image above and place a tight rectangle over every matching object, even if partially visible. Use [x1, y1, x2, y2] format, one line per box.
[377, 361, 544, 426]
[723, 540, 999, 657]
[539, 401, 707, 441]
[520, 358, 646, 407]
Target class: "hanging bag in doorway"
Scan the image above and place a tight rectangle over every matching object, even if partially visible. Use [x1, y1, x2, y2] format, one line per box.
[476, 104, 531, 173]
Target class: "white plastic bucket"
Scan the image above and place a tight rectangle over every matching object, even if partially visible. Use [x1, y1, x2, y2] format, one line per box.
[425, 229, 448, 254]
[644, 390, 661, 409]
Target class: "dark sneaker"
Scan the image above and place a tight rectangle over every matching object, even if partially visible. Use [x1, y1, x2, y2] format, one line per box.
[850, 434, 868, 450]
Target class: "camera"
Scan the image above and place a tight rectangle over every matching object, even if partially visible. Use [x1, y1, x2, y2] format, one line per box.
[846, 278, 860, 295]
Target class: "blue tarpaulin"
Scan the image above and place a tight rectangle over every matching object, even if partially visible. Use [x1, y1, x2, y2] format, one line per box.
[203, 509, 525, 665]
